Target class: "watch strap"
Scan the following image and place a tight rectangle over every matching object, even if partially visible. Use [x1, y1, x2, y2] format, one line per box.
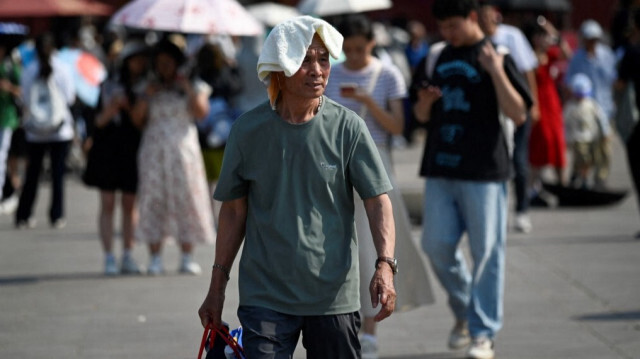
[375, 256, 398, 275]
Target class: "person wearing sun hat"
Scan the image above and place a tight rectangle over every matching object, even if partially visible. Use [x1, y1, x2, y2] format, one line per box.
[132, 38, 215, 276]
[198, 15, 397, 358]
[565, 19, 617, 189]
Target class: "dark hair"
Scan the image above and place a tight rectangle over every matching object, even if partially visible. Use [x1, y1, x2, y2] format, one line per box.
[153, 38, 186, 67]
[477, 0, 502, 8]
[633, 8, 640, 29]
[35, 33, 56, 80]
[119, 54, 147, 105]
[196, 43, 226, 76]
[522, 20, 546, 48]
[432, 0, 479, 21]
[336, 14, 374, 41]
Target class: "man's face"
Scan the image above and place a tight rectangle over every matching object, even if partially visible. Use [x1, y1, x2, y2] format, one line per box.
[478, 6, 498, 35]
[437, 14, 477, 47]
[584, 38, 598, 52]
[282, 35, 331, 99]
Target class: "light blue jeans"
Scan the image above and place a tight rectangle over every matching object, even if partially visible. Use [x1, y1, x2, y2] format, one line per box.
[421, 177, 507, 339]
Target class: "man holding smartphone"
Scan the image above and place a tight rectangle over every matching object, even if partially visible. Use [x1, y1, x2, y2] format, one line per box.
[410, 0, 532, 358]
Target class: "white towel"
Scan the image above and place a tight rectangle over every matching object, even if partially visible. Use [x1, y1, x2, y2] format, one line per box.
[257, 15, 343, 85]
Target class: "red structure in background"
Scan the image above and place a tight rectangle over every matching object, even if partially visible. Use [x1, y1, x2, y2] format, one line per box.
[0, 0, 622, 43]
[287, 0, 618, 41]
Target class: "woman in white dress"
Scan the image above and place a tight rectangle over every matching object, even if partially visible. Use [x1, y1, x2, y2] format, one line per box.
[131, 39, 215, 275]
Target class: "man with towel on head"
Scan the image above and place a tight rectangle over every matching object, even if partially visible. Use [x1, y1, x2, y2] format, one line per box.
[198, 16, 398, 358]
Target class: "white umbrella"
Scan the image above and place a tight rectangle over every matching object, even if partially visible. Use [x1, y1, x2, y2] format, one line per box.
[110, 0, 264, 36]
[246, 2, 301, 28]
[297, 0, 392, 16]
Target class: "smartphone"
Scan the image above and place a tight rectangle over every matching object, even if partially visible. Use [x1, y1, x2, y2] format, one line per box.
[340, 83, 358, 96]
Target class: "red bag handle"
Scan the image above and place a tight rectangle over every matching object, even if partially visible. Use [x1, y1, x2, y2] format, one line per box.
[197, 324, 212, 359]
[198, 324, 244, 359]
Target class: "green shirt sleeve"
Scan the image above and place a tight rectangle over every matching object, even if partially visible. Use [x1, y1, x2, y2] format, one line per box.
[347, 115, 393, 199]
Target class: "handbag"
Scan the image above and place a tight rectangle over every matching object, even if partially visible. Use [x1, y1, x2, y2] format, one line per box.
[198, 323, 245, 359]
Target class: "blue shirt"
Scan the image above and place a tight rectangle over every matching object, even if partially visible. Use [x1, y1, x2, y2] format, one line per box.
[565, 44, 617, 119]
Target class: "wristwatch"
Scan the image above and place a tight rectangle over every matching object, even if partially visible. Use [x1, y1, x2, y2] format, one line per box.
[375, 256, 398, 275]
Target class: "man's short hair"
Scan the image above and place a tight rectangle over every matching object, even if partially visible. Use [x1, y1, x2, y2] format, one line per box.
[432, 0, 479, 21]
[633, 8, 640, 30]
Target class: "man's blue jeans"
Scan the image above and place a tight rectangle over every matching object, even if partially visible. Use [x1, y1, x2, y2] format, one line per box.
[421, 177, 507, 339]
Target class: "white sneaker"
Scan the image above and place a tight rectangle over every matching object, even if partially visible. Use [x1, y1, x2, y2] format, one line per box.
[105, 254, 119, 276]
[16, 218, 37, 229]
[467, 337, 494, 359]
[179, 255, 202, 275]
[147, 256, 164, 276]
[514, 213, 532, 233]
[52, 218, 66, 229]
[121, 255, 142, 274]
[0, 194, 19, 215]
[360, 335, 378, 359]
[448, 320, 470, 350]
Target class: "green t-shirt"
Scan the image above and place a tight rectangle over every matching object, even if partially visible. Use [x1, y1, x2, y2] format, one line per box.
[214, 97, 392, 315]
[0, 59, 21, 130]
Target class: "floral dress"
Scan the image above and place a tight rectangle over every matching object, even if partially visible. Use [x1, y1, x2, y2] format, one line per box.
[136, 82, 215, 244]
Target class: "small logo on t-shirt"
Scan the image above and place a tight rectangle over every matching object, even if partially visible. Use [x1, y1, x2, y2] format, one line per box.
[441, 86, 470, 112]
[437, 60, 481, 82]
[440, 124, 464, 144]
[320, 162, 337, 171]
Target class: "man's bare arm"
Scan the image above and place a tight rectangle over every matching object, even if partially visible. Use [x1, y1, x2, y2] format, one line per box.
[363, 193, 396, 322]
[198, 197, 248, 329]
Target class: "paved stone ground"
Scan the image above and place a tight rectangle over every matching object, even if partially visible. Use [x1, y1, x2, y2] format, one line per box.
[0, 133, 638, 359]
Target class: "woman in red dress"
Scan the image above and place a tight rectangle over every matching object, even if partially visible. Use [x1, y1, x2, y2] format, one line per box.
[524, 17, 573, 191]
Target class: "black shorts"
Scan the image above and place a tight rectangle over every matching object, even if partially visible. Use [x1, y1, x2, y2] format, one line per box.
[8, 127, 28, 158]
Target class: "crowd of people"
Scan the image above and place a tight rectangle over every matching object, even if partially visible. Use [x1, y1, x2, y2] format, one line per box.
[0, 27, 262, 276]
[1, 0, 639, 358]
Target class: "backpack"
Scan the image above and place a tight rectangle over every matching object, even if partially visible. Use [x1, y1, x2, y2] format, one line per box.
[24, 76, 67, 135]
[197, 97, 237, 149]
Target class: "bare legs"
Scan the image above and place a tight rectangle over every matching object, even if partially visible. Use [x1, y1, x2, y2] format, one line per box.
[100, 190, 140, 275]
[147, 233, 200, 275]
[121, 192, 137, 251]
[99, 191, 116, 253]
[99, 191, 138, 253]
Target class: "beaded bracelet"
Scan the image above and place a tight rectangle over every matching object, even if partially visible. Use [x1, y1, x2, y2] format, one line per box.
[212, 263, 231, 281]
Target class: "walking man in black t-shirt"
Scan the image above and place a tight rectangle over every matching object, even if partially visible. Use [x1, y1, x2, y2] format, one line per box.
[410, 0, 531, 358]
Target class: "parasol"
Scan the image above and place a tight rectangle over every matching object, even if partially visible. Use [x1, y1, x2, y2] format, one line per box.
[110, 0, 263, 36]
